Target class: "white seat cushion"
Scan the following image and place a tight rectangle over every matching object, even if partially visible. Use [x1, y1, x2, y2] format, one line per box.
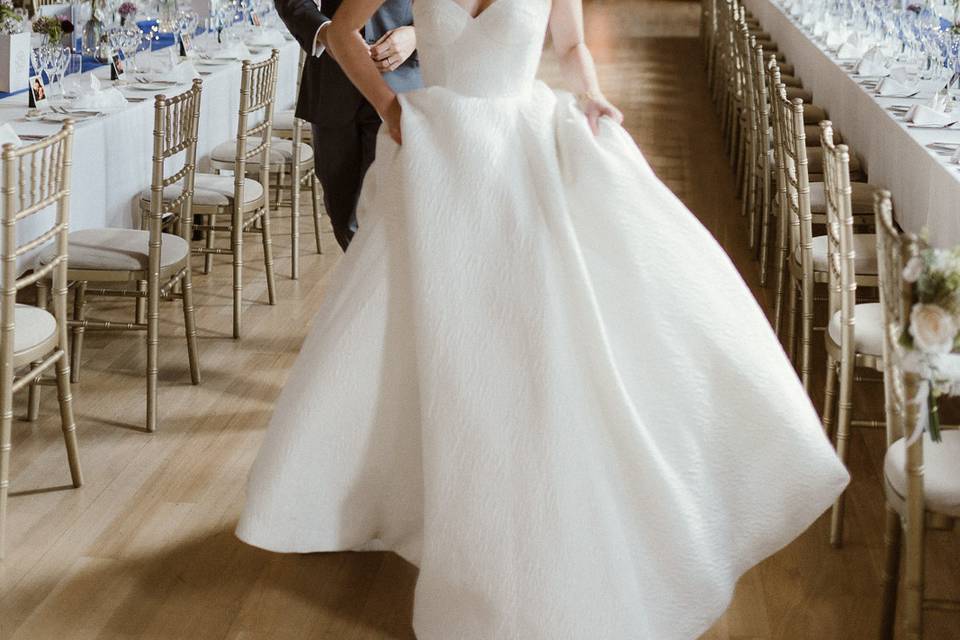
[885, 431, 960, 517]
[54, 229, 189, 272]
[809, 181, 878, 214]
[828, 302, 883, 356]
[140, 173, 264, 207]
[273, 110, 295, 131]
[799, 233, 878, 275]
[211, 137, 313, 169]
[14, 304, 56, 358]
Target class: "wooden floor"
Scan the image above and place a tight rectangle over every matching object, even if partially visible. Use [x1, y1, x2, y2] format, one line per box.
[2, 1, 958, 638]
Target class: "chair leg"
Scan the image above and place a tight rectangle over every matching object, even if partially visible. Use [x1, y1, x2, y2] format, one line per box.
[879, 507, 902, 640]
[135, 280, 146, 325]
[261, 209, 277, 306]
[822, 356, 837, 439]
[290, 168, 301, 281]
[311, 176, 322, 255]
[903, 475, 925, 640]
[786, 280, 798, 362]
[54, 350, 82, 487]
[773, 204, 789, 336]
[204, 213, 216, 275]
[26, 360, 42, 422]
[70, 282, 87, 384]
[145, 271, 160, 433]
[800, 280, 814, 393]
[181, 268, 201, 386]
[232, 210, 242, 340]
[0, 375, 11, 559]
[829, 357, 854, 548]
[758, 171, 773, 286]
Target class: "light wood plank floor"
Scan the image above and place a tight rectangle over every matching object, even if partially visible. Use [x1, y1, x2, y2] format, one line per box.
[1, 2, 957, 638]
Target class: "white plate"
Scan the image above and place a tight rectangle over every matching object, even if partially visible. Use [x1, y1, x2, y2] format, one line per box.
[126, 82, 178, 91]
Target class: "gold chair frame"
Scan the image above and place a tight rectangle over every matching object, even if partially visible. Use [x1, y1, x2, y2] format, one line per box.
[0, 122, 82, 557]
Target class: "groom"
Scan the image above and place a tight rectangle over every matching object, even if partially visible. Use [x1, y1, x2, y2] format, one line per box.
[274, 0, 421, 251]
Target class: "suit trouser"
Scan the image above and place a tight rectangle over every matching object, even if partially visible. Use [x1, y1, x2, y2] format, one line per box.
[312, 101, 382, 252]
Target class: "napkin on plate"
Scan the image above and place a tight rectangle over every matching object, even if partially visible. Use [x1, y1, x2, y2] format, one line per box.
[855, 46, 890, 76]
[951, 146, 960, 164]
[243, 28, 285, 48]
[876, 67, 919, 96]
[837, 32, 871, 59]
[70, 74, 129, 110]
[825, 27, 848, 50]
[211, 41, 252, 60]
[904, 89, 956, 126]
[149, 61, 201, 84]
[0, 123, 22, 148]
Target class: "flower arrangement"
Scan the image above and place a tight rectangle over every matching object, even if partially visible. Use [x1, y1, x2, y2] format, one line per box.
[58, 16, 74, 37]
[118, 2, 138, 17]
[0, 0, 22, 35]
[901, 246, 960, 441]
[32, 15, 62, 44]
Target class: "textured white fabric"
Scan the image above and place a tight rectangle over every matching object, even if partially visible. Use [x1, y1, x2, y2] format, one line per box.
[801, 234, 878, 274]
[828, 303, 883, 356]
[809, 181, 877, 214]
[52, 229, 189, 271]
[744, 0, 960, 246]
[885, 431, 960, 517]
[237, 1, 849, 638]
[140, 173, 264, 207]
[14, 304, 56, 357]
[211, 137, 313, 168]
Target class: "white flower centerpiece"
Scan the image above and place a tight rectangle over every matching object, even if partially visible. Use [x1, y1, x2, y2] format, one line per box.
[0, 0, 28, 93]
[900, 247, 960, 442]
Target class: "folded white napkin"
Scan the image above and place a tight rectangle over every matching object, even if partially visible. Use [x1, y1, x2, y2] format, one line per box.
[813, 20, 830, 38]
[825, 28, 847, 50]
[855, 46, 890, 76]
[211, 41, 252, 60]
[70, 74, 128, 110]
[876, 68, 919, 96]
[243, 28, 284, 48]
[904, 104, 956, 126]
[0, 123, 22, 148]
[801, 12, 817, 27]
[837, 33, 871, 59]
[149, 61, 200, 84]
[951, 146, 960, 164]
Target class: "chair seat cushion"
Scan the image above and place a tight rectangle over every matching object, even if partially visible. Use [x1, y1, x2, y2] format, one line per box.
[785, 86, 813, 103]
[809, 181, 878, 214]
[801, 103, 827, 124]
[767, 145, 861, 177]
[272, 109, 295, 131]
[50, 229, 189, 272]
[211, 137, 314, 169]
[828, 302, 883, 357]
[140, 173, 264, 208]
[885, 431, 960, 517]
[798, 233, 878, 275]
[15, 304, 56, 360]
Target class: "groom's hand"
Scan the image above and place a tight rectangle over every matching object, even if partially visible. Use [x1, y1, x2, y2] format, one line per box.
[371, 26, 416, 73]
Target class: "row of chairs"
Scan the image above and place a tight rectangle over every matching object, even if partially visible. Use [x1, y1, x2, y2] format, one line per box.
[0, 49, 325, 557]
[703, 2, 960, 637]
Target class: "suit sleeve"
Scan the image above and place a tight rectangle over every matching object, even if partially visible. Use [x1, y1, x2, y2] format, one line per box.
[274, 0, 330, 55]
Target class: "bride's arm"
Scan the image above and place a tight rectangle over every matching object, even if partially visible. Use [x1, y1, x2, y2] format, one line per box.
[549, 0, 624, 134]
[326, 0, 404, 143]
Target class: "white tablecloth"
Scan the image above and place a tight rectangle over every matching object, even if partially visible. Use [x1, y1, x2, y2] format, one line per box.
[745, 0, 960, 246]
[0, 38, 300, 264]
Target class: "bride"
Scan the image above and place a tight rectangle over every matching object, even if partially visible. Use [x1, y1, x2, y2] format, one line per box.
[237, 0, 849, 638]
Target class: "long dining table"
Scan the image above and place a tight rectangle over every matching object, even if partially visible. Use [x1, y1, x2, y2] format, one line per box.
[0, 33, 300, 266]
[744, 0, 960, 246]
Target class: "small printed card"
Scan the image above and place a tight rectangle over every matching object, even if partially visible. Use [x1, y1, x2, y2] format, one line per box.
[110, 51, 126, 80]
[250, 13, 262, 26]
[28, 74, 48, 110]
[179, 33, 193, 57]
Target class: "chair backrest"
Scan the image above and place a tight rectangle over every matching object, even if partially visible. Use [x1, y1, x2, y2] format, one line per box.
[821, 120, 856, 359]
[148, 79, 203, 252]
[732, 5, 751, 103]
[751, 41, 771, 162]
[770, 67, 814, 283]
[0, 122, 74, 365]
[234, 49, 280, 204]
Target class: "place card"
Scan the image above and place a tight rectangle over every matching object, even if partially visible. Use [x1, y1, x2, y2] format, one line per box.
[180, 33, 193, 57]
[28, 74, 48, 111]
[111, 51, 126, 81]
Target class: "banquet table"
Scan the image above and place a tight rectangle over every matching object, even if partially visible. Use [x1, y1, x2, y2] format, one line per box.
[0, 34, 300, 266]
[744, 0, 960, 246]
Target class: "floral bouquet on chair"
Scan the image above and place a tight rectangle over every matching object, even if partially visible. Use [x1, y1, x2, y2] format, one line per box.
[901, 247, 960, 442]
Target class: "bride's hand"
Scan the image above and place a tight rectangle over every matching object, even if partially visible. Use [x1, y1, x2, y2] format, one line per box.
[380, 96, 403, 145]
[580, 93, 623, 135]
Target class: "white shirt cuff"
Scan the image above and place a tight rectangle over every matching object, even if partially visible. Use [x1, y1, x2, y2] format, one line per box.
[312, 21, 329, 57]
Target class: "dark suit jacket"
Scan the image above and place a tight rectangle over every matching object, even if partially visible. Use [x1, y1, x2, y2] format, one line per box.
[275, 0, 421, 127]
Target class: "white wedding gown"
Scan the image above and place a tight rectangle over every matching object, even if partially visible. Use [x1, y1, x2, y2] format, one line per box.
[237, 0, 849, 637]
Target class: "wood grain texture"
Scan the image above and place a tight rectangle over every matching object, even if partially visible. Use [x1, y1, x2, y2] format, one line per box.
[0, 2, 956, 639]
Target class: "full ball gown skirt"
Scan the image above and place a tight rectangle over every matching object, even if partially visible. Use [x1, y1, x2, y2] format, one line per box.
[237, 1, 849, 638]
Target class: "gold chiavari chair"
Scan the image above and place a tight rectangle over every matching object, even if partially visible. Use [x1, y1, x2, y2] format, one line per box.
[193, 50, 280, 338]
[875, 190, 960, 640]
[210, 51, 323, 280]
[48, 82, 203, 433]
[819, 122, 885, 548]
[0, 122, 82, 557]
[769, 82, 877, 393]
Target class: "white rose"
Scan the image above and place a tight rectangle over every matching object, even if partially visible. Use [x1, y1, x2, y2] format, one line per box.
[902, 256, 924, 283]
[909, 304, 958, 354]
